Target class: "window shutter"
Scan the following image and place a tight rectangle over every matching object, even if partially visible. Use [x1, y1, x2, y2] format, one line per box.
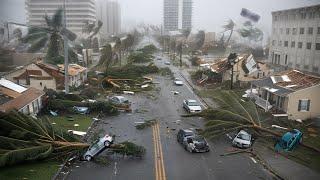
[307, 100, 310, 111]
[298, 100, 302, 111]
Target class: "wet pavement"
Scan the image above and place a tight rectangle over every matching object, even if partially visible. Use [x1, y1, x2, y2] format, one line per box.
[65, 66, 273, 180]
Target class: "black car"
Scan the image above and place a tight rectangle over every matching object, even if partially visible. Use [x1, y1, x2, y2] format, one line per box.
[183, 135, 210, 153]
[177, 129, 195, 144]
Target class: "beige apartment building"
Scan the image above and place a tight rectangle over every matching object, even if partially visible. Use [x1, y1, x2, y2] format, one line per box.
[268, 4, 320, 75]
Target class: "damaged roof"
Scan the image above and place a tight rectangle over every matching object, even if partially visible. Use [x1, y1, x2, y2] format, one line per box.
[0, 78, 27, 93]
[57, 64, 87, 76]
[0, 87, 44, 113]
[251, 70, 320, 95]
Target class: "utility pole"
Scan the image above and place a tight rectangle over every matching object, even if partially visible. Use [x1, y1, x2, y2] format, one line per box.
[63, 0, 69, 94]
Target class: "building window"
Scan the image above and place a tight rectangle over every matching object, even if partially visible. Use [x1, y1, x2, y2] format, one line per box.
[306, 42, 312, 49]
[291, 41, 295, 48]
[298, 42, 303, 48]
[299, 28, 304, 34]
[318, 27, 320, 34]
[298, 99, 310, 111]
[278, 41, 282, 46]
[284, 41, 288, 47]
[40, 82, 42, 86]
[285, 54, 288, 64]
[316, 43, 320, 50]
[286, 28, 290, 34]
[300, 12, 306, 19]
[308, 27, 313, 35]
[292, 28, 297, 35]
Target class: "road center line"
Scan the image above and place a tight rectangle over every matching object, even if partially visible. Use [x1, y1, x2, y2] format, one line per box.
[153, 122, 166, 180]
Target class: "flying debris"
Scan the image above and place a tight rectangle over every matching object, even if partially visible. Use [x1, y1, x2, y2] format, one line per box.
[240, 8, 260, 22]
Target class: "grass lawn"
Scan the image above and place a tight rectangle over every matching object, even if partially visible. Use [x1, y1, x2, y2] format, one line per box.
[43, 114, 93, 132]
[0, 160, 61, 180]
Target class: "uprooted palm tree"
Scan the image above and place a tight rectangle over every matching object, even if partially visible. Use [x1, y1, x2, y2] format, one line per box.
[0, 111, 145, 167]
[23, 9, 77, 64]
[190, 91, 320, 153]
[0, 110, 87, 167]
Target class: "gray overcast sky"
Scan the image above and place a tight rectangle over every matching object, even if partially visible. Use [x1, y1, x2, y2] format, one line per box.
[1, 0, 320, 36]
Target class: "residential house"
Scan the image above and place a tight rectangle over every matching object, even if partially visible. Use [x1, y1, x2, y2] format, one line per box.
[3, 62, 62, 90]
[248, 70, 320, 121]
[0, 78, 44, 115]
[57, 64, 87, 88]
[209, 54, 272, 85]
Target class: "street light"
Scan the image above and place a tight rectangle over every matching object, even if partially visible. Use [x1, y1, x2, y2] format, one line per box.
[227, 53, 237, 90]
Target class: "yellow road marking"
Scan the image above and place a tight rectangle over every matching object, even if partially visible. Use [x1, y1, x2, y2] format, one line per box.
[153, 122, 166, 180]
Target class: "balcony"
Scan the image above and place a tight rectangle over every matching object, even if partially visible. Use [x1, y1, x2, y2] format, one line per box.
[247, 93, 272, 111]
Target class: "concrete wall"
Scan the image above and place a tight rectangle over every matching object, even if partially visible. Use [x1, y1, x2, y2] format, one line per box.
[20, 96, 42, 115]
[287, 85, 320, 120]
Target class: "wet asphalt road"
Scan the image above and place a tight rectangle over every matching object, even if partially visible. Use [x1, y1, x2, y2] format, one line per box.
[65, 37, 274, 180]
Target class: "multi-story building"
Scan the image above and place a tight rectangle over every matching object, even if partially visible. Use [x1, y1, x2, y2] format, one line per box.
[96, 0, 121, 37]
[182, 0, 192, 30]
[25, 0, 96, 35]
[268, 4, 320, 74]
[164, 0, 179, 32]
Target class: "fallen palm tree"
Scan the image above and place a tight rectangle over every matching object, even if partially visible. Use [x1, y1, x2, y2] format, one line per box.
[188, 90, 320, 153]
[0, 111, 145, 167]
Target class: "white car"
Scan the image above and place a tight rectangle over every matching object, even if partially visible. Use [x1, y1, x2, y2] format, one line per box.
[83, 134, 114, 161]
[183, 99, 202, 113]
[109, 96, 129, 105]
[164, 61, 171, 65]
[174, 78, 184, 86]
[232, 130, 252, 148]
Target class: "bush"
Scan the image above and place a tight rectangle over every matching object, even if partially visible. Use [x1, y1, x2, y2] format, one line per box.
[105, 63, 159, 79]
[128, 51, 153, 63]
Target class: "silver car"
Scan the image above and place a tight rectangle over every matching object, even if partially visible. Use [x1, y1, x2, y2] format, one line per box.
[83, 134, 114, 161]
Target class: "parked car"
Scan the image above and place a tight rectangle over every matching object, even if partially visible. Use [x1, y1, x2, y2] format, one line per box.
[275, 129, 303, 152]
[174, 78, 184, 86]
[232, 130, 252, 148]
[164, 61, 171, 65]
[83, 134, 114, 161]
[157, 57, 162, 60]
[183, 135, 210, 153]
[109, 96, 130, 105]
[183, 99, 202, 113]
[73, 106, 89, 114]
[177, 129, 195, 143]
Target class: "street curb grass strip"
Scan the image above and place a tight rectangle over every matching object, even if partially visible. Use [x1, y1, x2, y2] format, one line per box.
[153, 122, 167, 180]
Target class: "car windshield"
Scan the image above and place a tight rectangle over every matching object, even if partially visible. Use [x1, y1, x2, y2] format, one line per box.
[238, 133, 251, 141]
[185, 132, 194, 136]
[188, 101, 199, 106]
[193, 136, 205, 142]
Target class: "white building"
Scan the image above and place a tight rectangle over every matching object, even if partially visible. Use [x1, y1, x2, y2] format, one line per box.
[164, 0, 179, 32]
[25, 0, 96, 35]
[268, 4, 320, 75]
[96, 0, 121, 37]
[182, 0, 192, 30]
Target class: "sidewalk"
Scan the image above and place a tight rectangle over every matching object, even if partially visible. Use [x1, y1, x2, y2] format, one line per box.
[257, 145, 320, 180]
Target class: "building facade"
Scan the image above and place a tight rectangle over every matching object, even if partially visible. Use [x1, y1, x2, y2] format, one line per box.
[164, 0, 179, 32]
[96, 0, 121, 37]
[25, 0, 96, 34]
[268, 5, 320, 74]
[182, 0, 192, 30]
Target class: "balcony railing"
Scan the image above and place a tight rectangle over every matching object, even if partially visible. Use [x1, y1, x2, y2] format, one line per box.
[248, 93, 272, 111]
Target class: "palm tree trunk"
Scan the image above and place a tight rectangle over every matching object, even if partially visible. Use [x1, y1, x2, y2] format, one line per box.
[226, 29, 233, 47]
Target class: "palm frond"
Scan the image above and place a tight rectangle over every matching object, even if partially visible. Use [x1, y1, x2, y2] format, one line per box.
[28, 36, 49, 52]
[51, 9, 63, 29]
[23, 31, 47, 43]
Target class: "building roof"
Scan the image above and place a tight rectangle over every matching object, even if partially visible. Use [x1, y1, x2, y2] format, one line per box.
[251, 70, 320, 96]
[210, 58, 230, 73]
[57, 64, 87, 76]
[0, 78, 27, 93]
[272, 4, 320, 13]
[0, 87, 44, 113]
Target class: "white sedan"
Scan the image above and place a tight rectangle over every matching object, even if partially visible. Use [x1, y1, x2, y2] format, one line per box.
[83, 134, 114, 161]
[183, 99, 202, 113]
[232, 130, 252, 148]
[174, 78, 184, 86]
[164, 61, 171, 65]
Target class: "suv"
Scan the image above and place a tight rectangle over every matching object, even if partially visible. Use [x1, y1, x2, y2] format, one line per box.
[83, 134, 114, 161]
[177, 129, 195, 144]
[275, 129, 303, 152]
[183, 135, 210, 153]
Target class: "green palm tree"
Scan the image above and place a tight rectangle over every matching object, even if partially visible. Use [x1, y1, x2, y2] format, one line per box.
[0, 110, 88, 167]
[23, 9, 77, 64]
[97, 43, 114, 70]
[194, 91, 320, 153]
[222, 19, 235, 47]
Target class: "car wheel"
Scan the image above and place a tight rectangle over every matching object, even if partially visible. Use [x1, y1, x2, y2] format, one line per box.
[85, 155, 92, 161]
[104, 141, 110, 147]
[188, 147, 193, 153]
